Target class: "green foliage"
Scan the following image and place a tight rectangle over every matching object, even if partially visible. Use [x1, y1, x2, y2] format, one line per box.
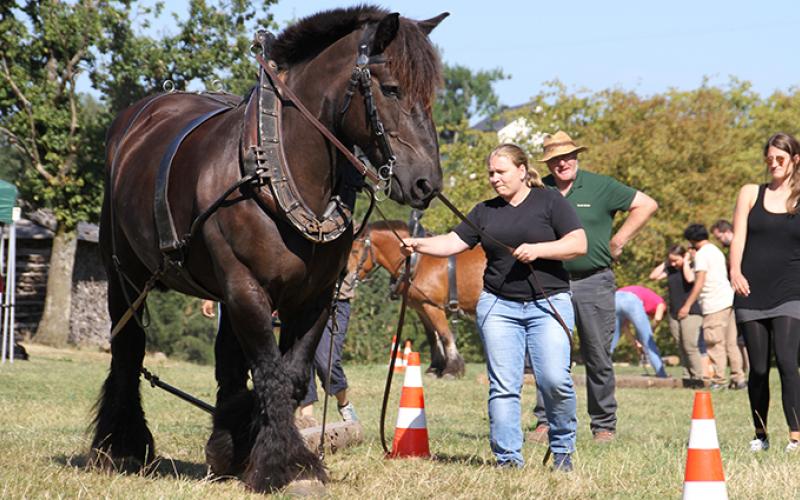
[145, 290, 216, 365]
[93, 0, 278, 112]
[433, 61, 507, 143]
[0, 1, 115, 228]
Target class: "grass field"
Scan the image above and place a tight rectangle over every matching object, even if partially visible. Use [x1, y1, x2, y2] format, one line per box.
[1, 344, 798, 499]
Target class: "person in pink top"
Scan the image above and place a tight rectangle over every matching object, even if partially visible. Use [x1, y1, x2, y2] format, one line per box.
[612, 285, 669, 377]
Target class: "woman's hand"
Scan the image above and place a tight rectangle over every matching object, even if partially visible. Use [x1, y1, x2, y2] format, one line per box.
[201, 300, 216, 318]
[512, 243, 539, 263]
[400, 238, 417, 257]
[730, 269, 750, 297]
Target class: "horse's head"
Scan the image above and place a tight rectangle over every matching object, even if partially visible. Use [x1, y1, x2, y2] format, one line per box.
[348, 231, 376, 282]
[341, 12, 447, 209]
[272, 7, 447, 209]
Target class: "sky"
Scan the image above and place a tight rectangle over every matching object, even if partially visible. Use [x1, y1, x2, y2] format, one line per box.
[132, 0, 798, 107]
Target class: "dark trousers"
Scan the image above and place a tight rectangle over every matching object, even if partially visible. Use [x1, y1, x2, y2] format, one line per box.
[740, 316, 800, 433]
[301, 300, 351, 406]
[534, 269, 617, 432]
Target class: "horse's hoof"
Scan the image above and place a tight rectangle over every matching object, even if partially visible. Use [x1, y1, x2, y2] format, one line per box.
[284, 479, 327, 497]
[205, 429, 235, 477]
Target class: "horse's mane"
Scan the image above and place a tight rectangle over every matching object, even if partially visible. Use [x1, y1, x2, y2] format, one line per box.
[272, 5, 441, 109]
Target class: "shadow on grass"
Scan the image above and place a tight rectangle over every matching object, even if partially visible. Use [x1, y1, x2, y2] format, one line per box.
[53, 453, 210, 480]
[432, 453, 491, 467]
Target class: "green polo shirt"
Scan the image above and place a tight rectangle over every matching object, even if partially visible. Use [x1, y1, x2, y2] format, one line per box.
[543, 169, 636, 273]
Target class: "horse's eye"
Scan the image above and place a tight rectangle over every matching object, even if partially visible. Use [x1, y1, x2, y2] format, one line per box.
[380, 84, 401, 98]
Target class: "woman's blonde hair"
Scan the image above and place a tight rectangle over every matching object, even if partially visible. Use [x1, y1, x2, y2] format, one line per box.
[487, 143, 544, 188]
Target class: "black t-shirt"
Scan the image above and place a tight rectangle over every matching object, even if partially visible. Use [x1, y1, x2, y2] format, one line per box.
[666, 265, 701, 318]
[453, 188, 582, 301]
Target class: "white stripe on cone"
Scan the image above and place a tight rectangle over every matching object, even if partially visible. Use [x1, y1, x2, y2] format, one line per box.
[682, 481, 728, 499]
[403, 365, 422, 387]
[396, 407, 428, 429]
[688, 419, 720, 449]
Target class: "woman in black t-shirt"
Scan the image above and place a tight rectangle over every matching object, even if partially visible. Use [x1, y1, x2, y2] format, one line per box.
[402, 144, 586, 471]
[649, 244, 704, 384]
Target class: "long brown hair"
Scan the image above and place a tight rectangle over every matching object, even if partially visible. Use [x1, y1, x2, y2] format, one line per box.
[487, 144, 544, 188]
[764, 132, 800, 214]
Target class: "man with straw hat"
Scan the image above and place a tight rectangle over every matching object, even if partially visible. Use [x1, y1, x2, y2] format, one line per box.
[531, 131, 658, 443]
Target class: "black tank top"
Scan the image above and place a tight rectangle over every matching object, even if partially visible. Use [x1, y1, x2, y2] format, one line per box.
[735, 184, 800, 310]
[666, 265, 701, 318]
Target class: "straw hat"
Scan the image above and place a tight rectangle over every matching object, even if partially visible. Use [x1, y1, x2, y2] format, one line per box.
[536, 131, 587, 162]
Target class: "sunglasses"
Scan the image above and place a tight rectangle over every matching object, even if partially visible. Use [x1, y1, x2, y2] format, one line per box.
[548, 152, 578, 164]
[765, 155, 789, 166]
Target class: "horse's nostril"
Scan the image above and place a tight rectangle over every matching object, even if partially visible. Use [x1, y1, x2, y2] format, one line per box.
[416, 178, 433, 196]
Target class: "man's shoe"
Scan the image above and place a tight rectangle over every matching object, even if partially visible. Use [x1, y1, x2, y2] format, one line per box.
[593, 430, 615, 443]
[729, 380, 747, 390]
[337, 401, 359, 422]
[749, 436, 769, 452]
[525, 424, 550, 444]
[551, 452, 573, 472]
[785, 440, 799, 453]
[709, 382, 727, 391]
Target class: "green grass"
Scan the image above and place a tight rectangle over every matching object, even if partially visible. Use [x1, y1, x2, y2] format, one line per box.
[1, 344, 798, 499]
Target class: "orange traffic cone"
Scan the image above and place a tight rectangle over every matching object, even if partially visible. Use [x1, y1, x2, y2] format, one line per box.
[388, 352, 430, 458]
[683, 391, 727, 499]
[402, 340, 413, 369]
[388, 336, 404, 374]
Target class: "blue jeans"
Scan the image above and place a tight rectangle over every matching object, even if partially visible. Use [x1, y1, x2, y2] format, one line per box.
[302, 300, 351, 405]
[476, 290, 577, 465]
[612, 291, 667, 377]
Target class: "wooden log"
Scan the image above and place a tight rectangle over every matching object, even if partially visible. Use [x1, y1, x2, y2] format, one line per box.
[299, 420, 364, 454]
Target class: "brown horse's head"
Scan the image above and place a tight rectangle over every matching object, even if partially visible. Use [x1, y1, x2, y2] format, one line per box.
[273, 7, 447, 209]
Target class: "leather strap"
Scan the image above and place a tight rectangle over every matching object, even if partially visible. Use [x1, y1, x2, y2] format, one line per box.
[255, 54, 382, 184]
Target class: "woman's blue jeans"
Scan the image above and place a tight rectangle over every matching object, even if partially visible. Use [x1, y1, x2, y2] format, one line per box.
[612, 291, 667, 377]
[475, 290, 577, 465]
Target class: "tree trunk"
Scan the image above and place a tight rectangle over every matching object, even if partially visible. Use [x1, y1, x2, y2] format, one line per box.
[34, 224, 77, 347]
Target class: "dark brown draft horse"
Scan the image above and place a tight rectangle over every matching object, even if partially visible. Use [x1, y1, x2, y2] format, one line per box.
[91, 6, 446, 492]
[352, 220, 486, 378]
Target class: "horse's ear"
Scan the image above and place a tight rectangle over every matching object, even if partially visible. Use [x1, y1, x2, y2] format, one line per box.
[371, 13, 400, 55]
[417, 12, 449, 35]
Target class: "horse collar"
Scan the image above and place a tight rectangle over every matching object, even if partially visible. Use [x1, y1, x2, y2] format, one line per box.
[240, 30, 353, 244]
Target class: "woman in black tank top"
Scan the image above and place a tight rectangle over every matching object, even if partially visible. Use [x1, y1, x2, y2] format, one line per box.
[729, 132, 800, 452]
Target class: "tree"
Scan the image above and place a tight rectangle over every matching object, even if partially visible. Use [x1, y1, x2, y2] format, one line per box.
[433, 61, 507, 143]
[0, 0, 276, 347]
[0, 1, 122, 346]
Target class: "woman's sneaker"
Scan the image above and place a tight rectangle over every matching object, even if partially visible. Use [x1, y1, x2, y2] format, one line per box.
[749, 437, 769, 452]
[785, 440, 799, 453]
[337, 401, 359, 422]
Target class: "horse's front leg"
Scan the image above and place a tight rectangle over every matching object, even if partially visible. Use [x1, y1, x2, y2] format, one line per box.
[279, 293, 333, 407]
[206, 304, 254, 477]
[223, 274, 328, 492]
[420, 304, 466, 378]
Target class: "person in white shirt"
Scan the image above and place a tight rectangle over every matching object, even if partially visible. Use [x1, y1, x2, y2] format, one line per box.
[678, 223, 745, 389]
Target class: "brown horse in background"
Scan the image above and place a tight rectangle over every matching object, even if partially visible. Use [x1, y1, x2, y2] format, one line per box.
[91, 7, 447, 492]
[352, 220, 486, 378]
